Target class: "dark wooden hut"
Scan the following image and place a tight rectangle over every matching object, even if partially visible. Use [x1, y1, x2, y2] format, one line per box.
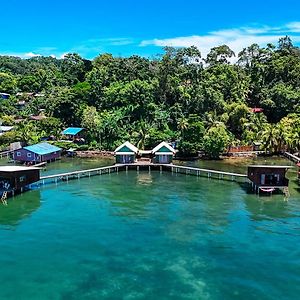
[0, 166, 40, 194]
[247, 165, 290, 194]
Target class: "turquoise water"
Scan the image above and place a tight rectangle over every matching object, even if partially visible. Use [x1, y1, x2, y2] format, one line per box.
[0, 167, 300, 299]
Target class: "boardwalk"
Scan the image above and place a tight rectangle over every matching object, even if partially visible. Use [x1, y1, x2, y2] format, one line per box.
[284, 152, 300, 163]
[38, 163, 247, 186]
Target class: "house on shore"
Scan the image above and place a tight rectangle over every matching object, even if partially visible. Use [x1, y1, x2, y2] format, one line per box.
[13, 142, 61, 164]
[0, 166, 40, 194]
[0, 92, 10, 100]
[0, 126, 14, 136]
[62, 127, 85, 142]
[151, 142, 176, 164]
[114, 142, 138, 164]
[247, 165, 290, 194]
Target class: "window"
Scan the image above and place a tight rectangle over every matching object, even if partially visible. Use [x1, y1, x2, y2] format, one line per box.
[27, 153, 32, 158]
[16, 152, 21, 157]
[19, 175, 26, 182]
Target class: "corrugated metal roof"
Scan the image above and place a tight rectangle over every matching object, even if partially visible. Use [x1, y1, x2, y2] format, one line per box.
[24, 143, 61, 155]
[62, 127, 84, 135]
[0, 166, 40, 172]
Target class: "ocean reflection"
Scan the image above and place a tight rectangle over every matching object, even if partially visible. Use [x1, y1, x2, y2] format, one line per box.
[0, 189, 41, 226]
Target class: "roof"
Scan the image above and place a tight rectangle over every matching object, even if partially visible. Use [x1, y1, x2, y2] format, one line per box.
[62, 127, 84, 135]
[0, 126, 13, 132]
[139, 150, 152, 155]
[250, 108, 264, 113]
[152, 142, 176, 154]
[115, 141, 138, 154]
[23, 143, 61, 155]
[0, 166, 40, 172]
[248, 165, 292, 169]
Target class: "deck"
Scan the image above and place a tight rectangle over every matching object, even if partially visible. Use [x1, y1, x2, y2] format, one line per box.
[37, 163, 247, 186]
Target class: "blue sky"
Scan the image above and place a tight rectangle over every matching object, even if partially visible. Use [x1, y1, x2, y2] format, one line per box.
[1, 0, 300, 59]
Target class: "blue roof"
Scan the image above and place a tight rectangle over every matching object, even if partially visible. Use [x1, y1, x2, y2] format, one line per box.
[62, 127, 84, 135]
[24, 143, 61, 155]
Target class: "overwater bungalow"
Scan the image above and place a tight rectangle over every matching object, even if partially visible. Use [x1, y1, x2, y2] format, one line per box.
[114, 142, 138, 164]
[13, 142, 61, 164]
[151, 142, 176, 164]
[62, 127, 85, 142]
[247, 165, 290, 194]
[0, 166, 40, 196]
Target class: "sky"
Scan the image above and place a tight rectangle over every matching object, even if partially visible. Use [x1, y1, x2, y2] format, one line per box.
[1, 0, 300, 59]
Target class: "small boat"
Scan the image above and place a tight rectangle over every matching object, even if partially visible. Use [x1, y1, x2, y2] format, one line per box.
[67, 148, 77, 157]
[259, 187, 275, 193]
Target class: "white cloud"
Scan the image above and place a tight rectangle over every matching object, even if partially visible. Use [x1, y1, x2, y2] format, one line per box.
[140, 22, 300, 59]
[23, 52, 42, 58]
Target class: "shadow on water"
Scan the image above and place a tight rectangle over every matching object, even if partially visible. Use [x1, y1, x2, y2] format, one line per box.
[0, 189, 41, 226]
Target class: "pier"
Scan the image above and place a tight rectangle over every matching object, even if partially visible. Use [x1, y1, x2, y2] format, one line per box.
[38, 163, 247, 186]
[284, 152, 300, 163]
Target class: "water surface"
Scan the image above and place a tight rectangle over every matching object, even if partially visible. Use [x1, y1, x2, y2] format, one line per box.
[0, 166, 300, 299]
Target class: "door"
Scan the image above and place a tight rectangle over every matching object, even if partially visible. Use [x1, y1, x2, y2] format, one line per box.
[159, 155, 168, 164]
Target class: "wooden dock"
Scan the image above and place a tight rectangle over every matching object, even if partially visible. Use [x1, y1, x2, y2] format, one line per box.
[284, 152, 300, 163]
[38, 163, 247, 186]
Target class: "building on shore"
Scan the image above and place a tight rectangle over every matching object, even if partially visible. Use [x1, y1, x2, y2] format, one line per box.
[62, 127, 85, 142]
[114, 142, 138, 164]
[13, 142, 61, 164]
[0, 92, 10, 100]
[247, 165, 290, 194]
[151, 142, 176, 164]
[0, 166, 40, 195]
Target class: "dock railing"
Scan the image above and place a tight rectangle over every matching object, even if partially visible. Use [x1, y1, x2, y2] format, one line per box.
[38, 163, 248, 186]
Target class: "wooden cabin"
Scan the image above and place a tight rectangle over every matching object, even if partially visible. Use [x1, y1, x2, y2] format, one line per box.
[151, 142, 176, 164]
[62, 127, 85, 141]
[13, 142, 61, 164]
[247, 165, 290, 194]
[0, 166, 40, 193]
[114, 142, 138, 164]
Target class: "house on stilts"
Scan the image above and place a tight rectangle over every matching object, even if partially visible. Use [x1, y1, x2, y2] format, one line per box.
[114, 141, 138, 164]
[151, 142, 176, 164]
[13, 142, 61, 164]
[247, 165, 291, 195]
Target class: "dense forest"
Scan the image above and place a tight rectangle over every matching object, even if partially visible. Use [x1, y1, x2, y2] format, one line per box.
[0, 36, 300, 158]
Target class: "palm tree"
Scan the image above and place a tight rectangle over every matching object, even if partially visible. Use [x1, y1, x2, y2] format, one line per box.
[261, 124, 280, 153]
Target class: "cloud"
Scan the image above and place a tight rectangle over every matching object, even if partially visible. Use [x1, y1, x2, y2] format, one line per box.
[23, 52, 42, 58]
[140, 22, 300, 58]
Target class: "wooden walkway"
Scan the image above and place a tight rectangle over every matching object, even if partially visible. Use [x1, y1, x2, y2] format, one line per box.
[38, 163, 247, 186]
[284, 152, 300, 163]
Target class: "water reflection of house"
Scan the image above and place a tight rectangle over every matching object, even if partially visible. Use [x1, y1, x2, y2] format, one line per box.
[13, 142, 61, 164]
[247, 165, 290, 194]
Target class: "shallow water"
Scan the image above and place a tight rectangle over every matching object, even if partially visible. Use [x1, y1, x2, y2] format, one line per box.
[0, 156, 300, 299]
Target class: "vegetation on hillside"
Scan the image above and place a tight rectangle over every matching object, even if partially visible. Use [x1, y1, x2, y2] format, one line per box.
[0, 36, 300, 157]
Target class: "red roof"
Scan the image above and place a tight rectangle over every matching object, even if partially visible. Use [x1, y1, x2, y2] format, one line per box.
[250, 108, 264, 113]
